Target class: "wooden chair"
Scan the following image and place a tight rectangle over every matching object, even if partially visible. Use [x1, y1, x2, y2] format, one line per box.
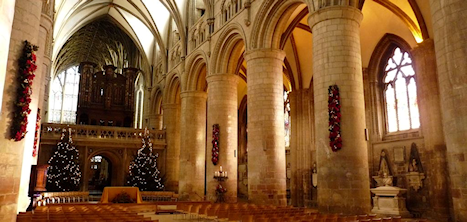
[358, 215, 368, 220]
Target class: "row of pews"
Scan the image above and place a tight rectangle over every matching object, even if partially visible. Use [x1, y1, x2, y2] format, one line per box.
[17, 204, 159, 222]
[16, 201, 434, 222]
[36, 191, 178, 206]
[174, 202, 431, 222]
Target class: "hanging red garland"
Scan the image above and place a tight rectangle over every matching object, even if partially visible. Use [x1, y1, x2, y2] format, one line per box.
[11, 41, 38, 141]
[212, 124, 220, 165]
[328, 85, 342, 152]
[32, 110, 41, 157]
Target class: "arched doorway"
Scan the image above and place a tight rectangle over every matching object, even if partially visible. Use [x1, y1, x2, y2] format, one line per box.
[88, 155, 112, 193]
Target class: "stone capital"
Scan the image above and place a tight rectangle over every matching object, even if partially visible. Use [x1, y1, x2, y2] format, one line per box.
[206, 73, 239, 84]
[180, 90, 208, 99]
[307, 6, 363, 30]
[244, 48, 286, 62]
[411, 38, 435, 57]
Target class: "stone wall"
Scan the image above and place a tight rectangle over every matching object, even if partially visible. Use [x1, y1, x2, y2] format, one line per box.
[429, 1, 467, 221]
[0, 0, 42, 221]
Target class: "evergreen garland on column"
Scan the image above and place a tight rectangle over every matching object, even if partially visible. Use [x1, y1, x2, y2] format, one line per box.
[126, 130, 164, 191]
[11, 41, 38, 141]
[46, 129, 82, 191]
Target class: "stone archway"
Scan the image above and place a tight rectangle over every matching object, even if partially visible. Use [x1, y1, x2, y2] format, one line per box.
[88, 155, 112, 191]
[84, 149, 123, 192]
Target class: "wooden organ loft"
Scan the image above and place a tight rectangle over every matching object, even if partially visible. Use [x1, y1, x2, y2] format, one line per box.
[77, 62, 138, 127]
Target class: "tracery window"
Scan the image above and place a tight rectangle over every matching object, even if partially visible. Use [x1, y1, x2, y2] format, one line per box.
[48, 66, 80, 123]
[383, 47, 420, 133]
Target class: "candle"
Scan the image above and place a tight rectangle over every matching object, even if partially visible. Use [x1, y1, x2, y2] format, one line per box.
[220, 166, 223, 172]
[225, 171, 228, 177]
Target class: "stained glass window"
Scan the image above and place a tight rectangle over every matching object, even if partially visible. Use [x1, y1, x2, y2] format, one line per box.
[48, 66, 80, 123]
[383, 47, 420, 132]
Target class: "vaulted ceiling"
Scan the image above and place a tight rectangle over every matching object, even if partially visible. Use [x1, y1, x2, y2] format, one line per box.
[53, 0, 189, 73]
[55, 18, 141, 74]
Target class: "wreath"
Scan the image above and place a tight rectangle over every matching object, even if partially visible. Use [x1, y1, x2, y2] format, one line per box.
[11, 41, 38, 141]
[112, 191, 135, 203]
[216, 184, 227, 194]
[212, 124, 220, 165]
[328, 85, 342, 152]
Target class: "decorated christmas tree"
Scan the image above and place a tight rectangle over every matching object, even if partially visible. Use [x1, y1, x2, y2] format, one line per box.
[127, 129, 164, 191]
[46, 129, 82, 191]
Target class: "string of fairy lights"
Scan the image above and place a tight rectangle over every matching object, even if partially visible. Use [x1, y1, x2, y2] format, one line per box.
[46, 130, 82, 191]
[126, 130, 164, 191]
[45, 129, 164, 191]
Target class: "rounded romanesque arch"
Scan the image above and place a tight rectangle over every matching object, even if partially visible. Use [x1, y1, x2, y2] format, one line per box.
[211, 22, 247, 74]
[164, 72, 181, 105]
[152, 89, 164, 115]
[86, 149, 123, 188]
[185, 50, 209, 92]
[250, 0, 306, 50]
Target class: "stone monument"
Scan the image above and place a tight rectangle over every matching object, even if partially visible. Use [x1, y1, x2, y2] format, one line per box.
[371, 150, 411, 217]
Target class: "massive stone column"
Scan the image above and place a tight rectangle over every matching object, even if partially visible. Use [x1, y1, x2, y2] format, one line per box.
[308, 6, 371, 214]
[38, 0, 54, 122]
[163, 103, 181, 191]
[0, 0, 42, 220]
[206, 73, 238, 202]
[0, 0, 16, 114]
[17, 0, 54, 211]
[289, 89, 314, 207]
[411, 39, 450, 221]
[244, 49, 287, 206]
[179, 91, 207, 200]
[429, 1, 467, 220]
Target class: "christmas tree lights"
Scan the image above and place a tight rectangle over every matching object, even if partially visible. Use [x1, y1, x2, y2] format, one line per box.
[46, 129, 82, 191]
[126, 129, 164, 191]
